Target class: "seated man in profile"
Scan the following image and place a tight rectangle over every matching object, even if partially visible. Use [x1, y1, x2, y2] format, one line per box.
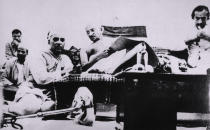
[81, 24, 158, 74]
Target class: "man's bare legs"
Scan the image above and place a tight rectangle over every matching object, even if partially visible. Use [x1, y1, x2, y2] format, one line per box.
[110, 43, 153, 74]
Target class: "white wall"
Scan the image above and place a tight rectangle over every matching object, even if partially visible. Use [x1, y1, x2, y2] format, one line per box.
[0, 0, 210, 64]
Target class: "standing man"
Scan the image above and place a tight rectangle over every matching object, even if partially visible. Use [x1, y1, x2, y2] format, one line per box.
[5, 29, 22, 60]
[185, 5, 210, 70]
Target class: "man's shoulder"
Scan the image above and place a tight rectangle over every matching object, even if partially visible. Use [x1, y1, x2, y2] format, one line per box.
[5, 58, 17, 66]
[203, 23, 210, 33]
[60, 54, 70, 59]
[28, 50, 50, 62]
[102, 37, 117, 45]
[5, 42, 12, 48]
[60, 54, 72, 62]
[60, 54, 73, 67]
[39, 51, 53, 58]
[89, 38, 114, 49]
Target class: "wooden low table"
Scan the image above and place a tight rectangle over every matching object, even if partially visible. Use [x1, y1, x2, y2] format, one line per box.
[116, 72, 210, 130]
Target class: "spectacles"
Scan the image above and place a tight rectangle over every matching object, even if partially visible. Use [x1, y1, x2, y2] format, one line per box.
[52, 37, 65, 42]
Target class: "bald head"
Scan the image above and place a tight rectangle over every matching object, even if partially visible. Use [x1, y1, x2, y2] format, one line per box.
[85, 25, 104, 43]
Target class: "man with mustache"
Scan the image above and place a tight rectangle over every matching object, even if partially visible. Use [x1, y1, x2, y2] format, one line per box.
[16, 32, 95, 126]
[185, 5, 210, 70]
[9, 32, 74, 115]
[5, 29, 22, 60]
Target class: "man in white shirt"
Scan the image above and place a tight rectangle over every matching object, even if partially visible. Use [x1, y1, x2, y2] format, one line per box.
[8, 32, 73, 116]
[8, 32, 95, 126]
[185, 5, 210, 71]
[2, 45, 30, 86]
[183, 5, 210, 119]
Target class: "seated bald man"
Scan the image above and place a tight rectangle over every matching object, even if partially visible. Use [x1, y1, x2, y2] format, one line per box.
[81, 25, 158, 74]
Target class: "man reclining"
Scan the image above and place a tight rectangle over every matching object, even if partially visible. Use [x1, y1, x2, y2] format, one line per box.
[81, 24, 159, 74]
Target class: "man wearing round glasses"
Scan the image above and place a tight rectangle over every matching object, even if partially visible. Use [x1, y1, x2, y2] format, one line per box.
[49, 34, 66, 57]
[5, 29, 22, 60]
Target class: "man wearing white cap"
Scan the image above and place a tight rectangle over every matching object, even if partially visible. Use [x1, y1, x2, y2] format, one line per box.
[9, 32, 74, 116]
[8, 32, 95, 126]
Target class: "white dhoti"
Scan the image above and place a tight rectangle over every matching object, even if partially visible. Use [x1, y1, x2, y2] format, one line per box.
[87, 50, 126, 74]
[9, 82, 55, 115]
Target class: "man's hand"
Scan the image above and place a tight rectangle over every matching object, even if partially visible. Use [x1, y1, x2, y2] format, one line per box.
[197, 31, 210, 41]
[82, 49, 110, 72]
[60, 68, 71, 81]
[95, 50, 109, 60]
[12, 39, 20, 46]
[185, 37, 200, 45]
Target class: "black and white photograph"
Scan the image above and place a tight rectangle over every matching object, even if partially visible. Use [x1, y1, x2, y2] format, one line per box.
[0, 0, 210, 130]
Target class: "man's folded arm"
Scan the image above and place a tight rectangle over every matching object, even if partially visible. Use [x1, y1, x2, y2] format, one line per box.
[82, 50, 109, 71]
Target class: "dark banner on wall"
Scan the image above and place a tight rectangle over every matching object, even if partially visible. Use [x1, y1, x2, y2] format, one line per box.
[102, 26, 147, 37]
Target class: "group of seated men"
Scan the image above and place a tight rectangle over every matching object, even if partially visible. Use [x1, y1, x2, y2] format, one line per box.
[0, 4, 210, 126]
[0, 23, 153, 126]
